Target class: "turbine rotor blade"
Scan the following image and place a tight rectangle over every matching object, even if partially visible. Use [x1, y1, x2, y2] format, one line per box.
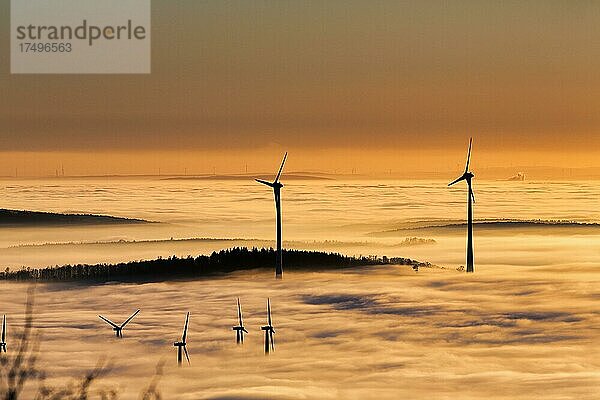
[182, 312, 190, 343]
[274, 152, 288, 183]
[183, 345, 190, 364]
[242, 328, 248, 334]
[448, 176, 465, 186]
[270, 331, 275, 351]
[465, 137, 473, 173]
[98, 315, 119, 329]
[237, 298, 243, 326]
[470, 186, 476, 203]
[1, 315, 5, 342]
[267, 299, 272, 326]
[121, 309, 140, 328]
[255, 179, 275, 187]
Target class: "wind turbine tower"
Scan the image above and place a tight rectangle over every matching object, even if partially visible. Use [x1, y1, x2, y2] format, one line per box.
[448, 138, 476, 273]
[232, 298, 248, 344]
[255, 152, 287, 278]
[0, 315, 6, 353]
[173, 312, 190, 365]
[260, 299, 275, 354]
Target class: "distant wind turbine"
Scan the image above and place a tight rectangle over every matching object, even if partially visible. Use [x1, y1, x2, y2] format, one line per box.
[98, 309, 140, 338]
[0, 315, 6, 353]
[448, 137, 475, 273]
[232, 298, 248, 344]
[173, 312, 190, 365]
[260, 299, 275, 354]
[255, 152, 287, 278]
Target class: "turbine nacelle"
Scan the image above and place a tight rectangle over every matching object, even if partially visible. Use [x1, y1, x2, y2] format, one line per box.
[255, 179, 283, 190]
[448, 171, 474, 186]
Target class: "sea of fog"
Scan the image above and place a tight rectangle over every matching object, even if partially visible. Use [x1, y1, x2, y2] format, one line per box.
[1, 178, 600, 270]
[1, 178, 599, 398]
[1, 265, 599, 399]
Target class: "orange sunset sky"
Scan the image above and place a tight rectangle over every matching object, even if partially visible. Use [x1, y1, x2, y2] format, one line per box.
[1, 1, 599, 177]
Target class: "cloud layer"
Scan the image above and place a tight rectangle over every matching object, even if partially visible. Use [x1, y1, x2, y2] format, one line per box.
[1, 262, 598, 399]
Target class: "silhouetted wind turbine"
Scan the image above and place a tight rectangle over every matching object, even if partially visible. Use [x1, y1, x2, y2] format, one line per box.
[260, 299, 275, 354]
[98, 309, 140, 338]
[0, 315, 6, 353]
[232, 298, 248, 344]
[255, 152, 287, 278]
[448, 137, 475, 273]
[173, 312, 190, 365]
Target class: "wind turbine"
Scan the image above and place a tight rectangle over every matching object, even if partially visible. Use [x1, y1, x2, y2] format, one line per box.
[255, 152, 287, 278]
[232, 298, 248, 344]
[448, 137, 475, 273]
[260, 299, 275, 354]
[0, 315, 6, 353]
[98, 309, 140, 338]
[173, 312, 190, 365]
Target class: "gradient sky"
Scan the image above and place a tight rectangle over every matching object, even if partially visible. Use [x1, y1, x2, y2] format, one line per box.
[1, 1, 600, 176]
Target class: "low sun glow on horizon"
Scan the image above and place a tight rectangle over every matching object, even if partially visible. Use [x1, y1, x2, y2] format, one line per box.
[1, 1, 599, 177]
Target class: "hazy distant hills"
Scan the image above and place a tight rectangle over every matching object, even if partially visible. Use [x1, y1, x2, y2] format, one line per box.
[162, 172, 333, 181]
[0, 209, 151, 227]
[369, 219, 600, 237]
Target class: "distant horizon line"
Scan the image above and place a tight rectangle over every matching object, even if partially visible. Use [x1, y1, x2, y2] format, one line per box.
[2, 167, 600, 181]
